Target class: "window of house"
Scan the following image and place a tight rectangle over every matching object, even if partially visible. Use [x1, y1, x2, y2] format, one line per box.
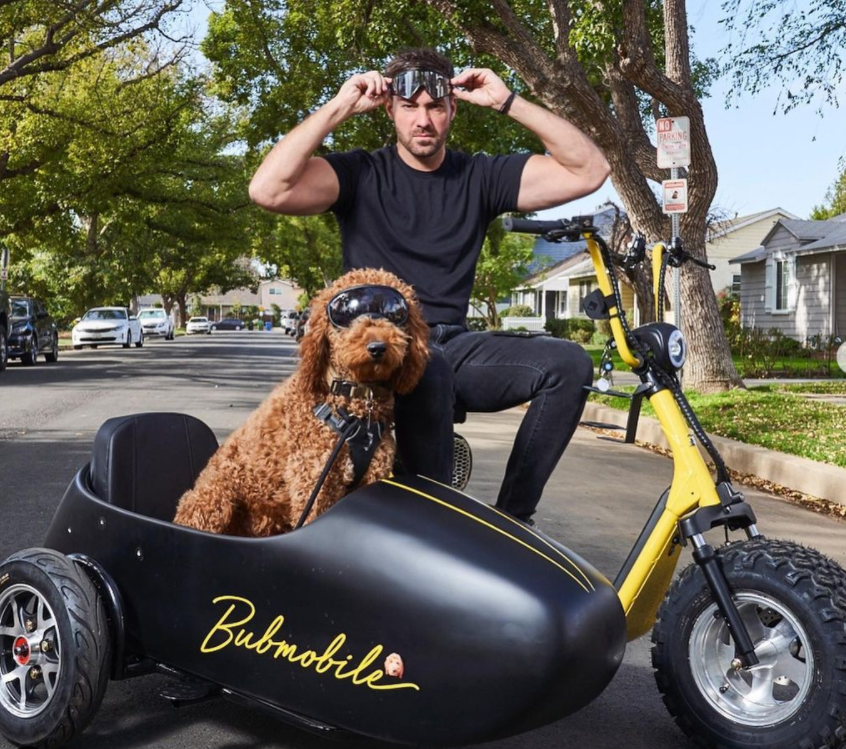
[731, 274, 741, 295]
[578, 280, 597, 306]
[269, 288, 282, 295]
[775, 260, 789, 311]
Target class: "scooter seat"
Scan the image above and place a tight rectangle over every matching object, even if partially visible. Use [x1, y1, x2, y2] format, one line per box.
[88, 413, 218, 520]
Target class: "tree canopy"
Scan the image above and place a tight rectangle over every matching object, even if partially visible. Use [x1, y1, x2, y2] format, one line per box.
[720, 0, 846, 114]
[203, 0, 739, 391]
[1, 0, 261, 320]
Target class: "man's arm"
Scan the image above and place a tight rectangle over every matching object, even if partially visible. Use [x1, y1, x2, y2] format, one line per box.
[451, 69, 610, 212]
[249, 72, 391, 215]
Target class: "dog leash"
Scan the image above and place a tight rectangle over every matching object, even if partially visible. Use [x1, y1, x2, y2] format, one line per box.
[294, 404, 385, 530]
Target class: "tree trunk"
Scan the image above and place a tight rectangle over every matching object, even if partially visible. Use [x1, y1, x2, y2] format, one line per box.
[427, 0, 744, 391]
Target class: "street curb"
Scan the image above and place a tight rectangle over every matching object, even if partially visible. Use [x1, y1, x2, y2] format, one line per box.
[582, 401, 846, 506]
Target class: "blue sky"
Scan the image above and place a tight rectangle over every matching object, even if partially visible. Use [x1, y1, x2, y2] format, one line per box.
[186, 1, 844, 221]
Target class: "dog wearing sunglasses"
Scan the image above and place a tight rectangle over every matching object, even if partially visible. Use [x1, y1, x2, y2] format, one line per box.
[173, 268, 429, 537]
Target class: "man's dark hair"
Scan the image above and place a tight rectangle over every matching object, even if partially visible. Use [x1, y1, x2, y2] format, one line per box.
[385, 48, 454, 79]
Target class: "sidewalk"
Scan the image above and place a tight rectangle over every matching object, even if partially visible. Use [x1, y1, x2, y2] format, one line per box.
[581, 374, 846, 506]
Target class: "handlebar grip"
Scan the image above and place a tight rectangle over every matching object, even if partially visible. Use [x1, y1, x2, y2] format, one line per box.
[502, 217, 568, 234]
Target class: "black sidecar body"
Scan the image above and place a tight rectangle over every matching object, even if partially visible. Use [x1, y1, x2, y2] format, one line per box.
[35, 413, 626, 746]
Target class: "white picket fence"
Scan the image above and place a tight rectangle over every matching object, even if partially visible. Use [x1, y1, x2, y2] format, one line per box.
[500, 316, 546, 332]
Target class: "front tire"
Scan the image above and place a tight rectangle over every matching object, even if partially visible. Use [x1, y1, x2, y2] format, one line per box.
[652, 538, 846, 749]
[0, 548, 111, 749]
[122, 332, 131, 349]
[45, 335, 58, 363]
[135, 333, 143, 348]
[22, 336, 38, 366]
[0, 327, 7, 372]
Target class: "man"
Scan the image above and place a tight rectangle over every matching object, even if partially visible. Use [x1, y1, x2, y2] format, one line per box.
[249, 48, 609, 524]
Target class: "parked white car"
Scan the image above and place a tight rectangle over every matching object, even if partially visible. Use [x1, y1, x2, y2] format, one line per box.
[186, 316, 211, 335]
[137, 308, 174, 340]
[72, 307, 143, 349]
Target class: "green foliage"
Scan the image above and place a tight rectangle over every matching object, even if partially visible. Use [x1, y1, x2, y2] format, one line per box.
[544, 317, 594, 343]
[592, 383, 846, 468]
[811, 166, 846, 219]
[500, 304, 536, 317]
[721, 0, 846, 113]
[471, 228, 536, 329]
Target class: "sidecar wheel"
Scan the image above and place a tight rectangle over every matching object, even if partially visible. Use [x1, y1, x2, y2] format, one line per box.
[652, 538, 846, 749]
[0, 548, 110, 749]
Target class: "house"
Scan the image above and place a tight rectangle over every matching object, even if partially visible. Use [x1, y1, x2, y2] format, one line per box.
[200, 279, 304, 321]
[730, 214, 846, 341]
[706, 208, 799, 295]
[137, 279, 304, 323]
[507, 206, 796, 330]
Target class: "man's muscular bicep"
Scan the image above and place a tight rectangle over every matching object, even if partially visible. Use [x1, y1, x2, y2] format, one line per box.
[515, 153, 609, 213]
[249, 157, 340, 216]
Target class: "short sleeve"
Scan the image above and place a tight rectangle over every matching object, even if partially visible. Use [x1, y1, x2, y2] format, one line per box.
[325, 149, 368, 216]
[482, 153, 532, 216]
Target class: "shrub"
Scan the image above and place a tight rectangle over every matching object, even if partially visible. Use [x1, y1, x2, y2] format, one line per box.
[544, 319, 569, 339]
[500, 304, 536, 317]
[466, 317, 488, 331]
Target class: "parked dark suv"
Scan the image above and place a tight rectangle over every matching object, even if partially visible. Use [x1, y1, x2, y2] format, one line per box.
[9, 296, 59, 365]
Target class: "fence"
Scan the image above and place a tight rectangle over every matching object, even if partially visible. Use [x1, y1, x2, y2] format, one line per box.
[500, 316, 546, 332]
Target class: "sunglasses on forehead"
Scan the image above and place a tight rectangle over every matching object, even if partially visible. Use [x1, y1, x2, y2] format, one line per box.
[389, 69, 452, 101]
[327, 285, 410, 329]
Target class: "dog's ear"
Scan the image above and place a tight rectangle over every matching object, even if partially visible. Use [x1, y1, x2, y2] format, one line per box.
[298, 302, 331, 394]
[392, 296, 430, 395]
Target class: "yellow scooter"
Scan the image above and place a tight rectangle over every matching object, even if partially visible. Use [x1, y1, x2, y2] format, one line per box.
[505, 215, 846, 749]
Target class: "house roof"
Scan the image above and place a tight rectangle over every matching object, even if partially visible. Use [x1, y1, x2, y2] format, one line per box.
[523, 247, 589, 286]
[525, 202, 620, 276]
[729, 245, 767, 264]
[707, 208, 799, 242]
[794, 221, 846, 253]
[731, 213, 846, 263]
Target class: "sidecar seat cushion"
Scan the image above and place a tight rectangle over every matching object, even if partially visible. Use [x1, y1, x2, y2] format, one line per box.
[89, 412, 218, 520]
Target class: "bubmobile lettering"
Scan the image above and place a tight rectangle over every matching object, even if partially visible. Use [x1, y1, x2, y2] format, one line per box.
[201, 596, 420, 692]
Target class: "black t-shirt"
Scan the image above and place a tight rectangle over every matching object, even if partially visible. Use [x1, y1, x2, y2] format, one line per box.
[326, 146, 530, 325]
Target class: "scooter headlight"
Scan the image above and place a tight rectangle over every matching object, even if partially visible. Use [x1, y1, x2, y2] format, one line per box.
[631, 323, 687, 372]
[667, 328, 686, 369]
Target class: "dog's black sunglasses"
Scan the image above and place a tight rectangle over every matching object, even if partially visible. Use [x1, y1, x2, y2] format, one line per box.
[327, 285, 410, 329]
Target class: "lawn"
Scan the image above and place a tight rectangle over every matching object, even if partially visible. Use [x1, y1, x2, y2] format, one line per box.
[589, 381, 846, 469]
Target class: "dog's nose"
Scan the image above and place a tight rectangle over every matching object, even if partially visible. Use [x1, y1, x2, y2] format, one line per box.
[367, 341, 388, 359]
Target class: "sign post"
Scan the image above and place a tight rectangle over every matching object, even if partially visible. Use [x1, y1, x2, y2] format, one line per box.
[656, 116, 691, 335]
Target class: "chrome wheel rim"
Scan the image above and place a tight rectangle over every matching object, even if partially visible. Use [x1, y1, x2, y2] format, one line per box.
[689, 590, 814, 726]
[0, 584, 63, 718]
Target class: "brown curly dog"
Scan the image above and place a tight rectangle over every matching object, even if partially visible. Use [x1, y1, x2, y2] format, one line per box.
[173, 269, 429, 537]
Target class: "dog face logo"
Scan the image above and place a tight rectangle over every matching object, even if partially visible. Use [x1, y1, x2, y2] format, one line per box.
[384, 652, 405, 678]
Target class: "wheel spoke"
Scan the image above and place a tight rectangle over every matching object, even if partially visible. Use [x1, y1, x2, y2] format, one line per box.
[738, 603, 767, 644]
[37, 597, 54, 630]
[773, 650, 808, 688]
[1, 665, 26, 686]
[41, 662, 59, 698]
[743, 668, 776, 706]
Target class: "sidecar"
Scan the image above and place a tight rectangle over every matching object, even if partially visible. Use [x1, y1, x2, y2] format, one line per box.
[0, 413, 626, 748]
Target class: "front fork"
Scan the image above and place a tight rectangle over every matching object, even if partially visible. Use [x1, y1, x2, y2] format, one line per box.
[681, 488, 761, 668]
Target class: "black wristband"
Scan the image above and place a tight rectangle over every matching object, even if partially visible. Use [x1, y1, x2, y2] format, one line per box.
[498, 91, 517, 115]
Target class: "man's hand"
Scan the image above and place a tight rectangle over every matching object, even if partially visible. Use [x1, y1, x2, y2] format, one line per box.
[450, 68, 512, 111]
[334, 71, 392, 116]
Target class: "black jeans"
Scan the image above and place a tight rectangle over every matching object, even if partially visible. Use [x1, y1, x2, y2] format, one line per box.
[394, 325, 594, 520]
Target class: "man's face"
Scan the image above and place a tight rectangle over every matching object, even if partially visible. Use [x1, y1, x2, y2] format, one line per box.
[386, 88, 455, 161]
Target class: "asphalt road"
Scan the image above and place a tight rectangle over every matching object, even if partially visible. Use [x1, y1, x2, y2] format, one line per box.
[1, 332, 844, 749]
